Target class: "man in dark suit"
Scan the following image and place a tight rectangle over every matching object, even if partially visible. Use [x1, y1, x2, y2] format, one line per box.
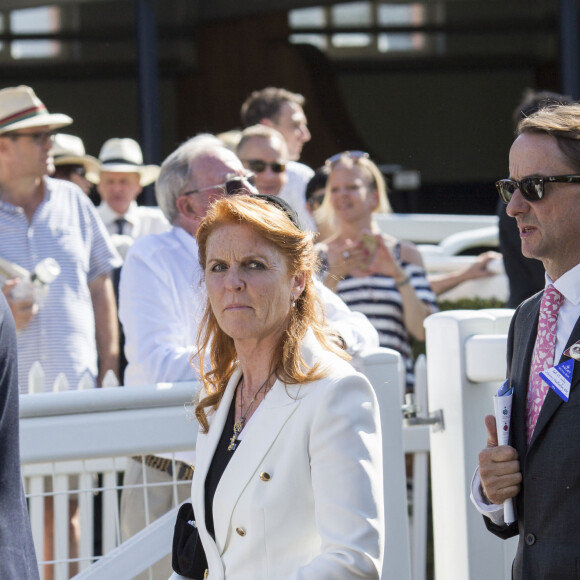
[473, 103, 580, 579]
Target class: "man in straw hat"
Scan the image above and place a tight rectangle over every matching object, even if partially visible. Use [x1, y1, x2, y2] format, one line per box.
[50, 133, 100, 196]
[90, 137, 169, 246]
[0, 85, 121, 392]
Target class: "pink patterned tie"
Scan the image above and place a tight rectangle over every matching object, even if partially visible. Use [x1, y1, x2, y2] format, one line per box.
[526, 285, 564, 444]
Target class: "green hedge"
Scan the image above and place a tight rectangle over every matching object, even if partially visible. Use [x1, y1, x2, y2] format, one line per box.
[436, 296, 506, 311]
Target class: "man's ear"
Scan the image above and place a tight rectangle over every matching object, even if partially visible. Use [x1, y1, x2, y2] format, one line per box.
[175, 195, 196, 218]
[260, 118, 275, 129]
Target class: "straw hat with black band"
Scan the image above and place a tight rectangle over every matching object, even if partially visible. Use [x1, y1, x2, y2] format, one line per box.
[88, 138, 160, 186]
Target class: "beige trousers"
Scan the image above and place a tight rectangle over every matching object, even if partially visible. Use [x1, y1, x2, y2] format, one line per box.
[120, 458, 191, 580]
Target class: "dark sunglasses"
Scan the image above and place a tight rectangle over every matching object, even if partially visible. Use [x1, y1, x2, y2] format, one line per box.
[496, 174, 580, 203]
[244, 159, 286, 174]
[325, 150, 369, 166]
[183, 172, 256, 196]
[307, 193, 325, 209]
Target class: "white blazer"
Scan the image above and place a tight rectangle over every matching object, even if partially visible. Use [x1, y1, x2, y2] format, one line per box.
[170, 330, 384, 580]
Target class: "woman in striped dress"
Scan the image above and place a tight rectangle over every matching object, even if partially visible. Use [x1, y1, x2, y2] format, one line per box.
[316, 152, 438, 391]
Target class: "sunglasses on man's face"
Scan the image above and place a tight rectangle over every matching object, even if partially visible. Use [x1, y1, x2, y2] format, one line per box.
[496, 174, 580, 203]
[183, 172, 257, 197]
[325, 150, 369, 166]
[244, 159, 286, 174]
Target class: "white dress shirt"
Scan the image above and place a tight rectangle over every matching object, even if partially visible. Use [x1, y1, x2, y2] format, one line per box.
[471, 261, 580, 523]
[278, 160, 317, 233]
[97, 200, 170, 239]
[119, 226, 204, 389]
[119, 226, 204, 464]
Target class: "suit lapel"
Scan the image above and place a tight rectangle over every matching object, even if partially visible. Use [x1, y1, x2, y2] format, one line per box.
[529, 313, 580, 448]
[192, 369, 242, 542]
[211, 379, 301, 553]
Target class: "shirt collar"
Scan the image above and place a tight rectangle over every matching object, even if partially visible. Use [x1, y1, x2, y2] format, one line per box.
[174, 224, 199, 258]
[99, 200, 138, 225]
[548, 261, 580, 306]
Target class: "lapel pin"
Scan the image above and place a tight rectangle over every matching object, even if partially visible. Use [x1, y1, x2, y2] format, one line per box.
[564, 341, 580, 361]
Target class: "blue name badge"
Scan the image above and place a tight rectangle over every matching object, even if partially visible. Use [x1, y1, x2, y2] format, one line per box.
[540, 359, 574, 402]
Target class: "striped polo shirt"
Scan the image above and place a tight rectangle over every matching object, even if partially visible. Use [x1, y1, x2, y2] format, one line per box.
[0, 177, 121, 393]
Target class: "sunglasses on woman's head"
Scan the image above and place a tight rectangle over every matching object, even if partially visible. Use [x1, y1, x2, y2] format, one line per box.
[183, 172, 257, 196]
[244, 159, 286, 174]
[496, 174, 580, 203]
[325, 150, 369, 166]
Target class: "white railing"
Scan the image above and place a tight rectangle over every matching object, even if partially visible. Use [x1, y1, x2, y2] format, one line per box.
[375, 213, 507, 301]
[375, 213, 498, 245]
[21, 381, 200, 580]
[425, 308, 518, 580]
[26, 361, 120, 394]
[22, 348, 422, 580]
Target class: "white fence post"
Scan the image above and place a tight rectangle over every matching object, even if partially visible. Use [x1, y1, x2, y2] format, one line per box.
[53, 373, 69, 393]
[410, 355, 429, 580]
[28, 361, 45, 394]
[425, 309, 517, 580]
[354, 347, 412, 580]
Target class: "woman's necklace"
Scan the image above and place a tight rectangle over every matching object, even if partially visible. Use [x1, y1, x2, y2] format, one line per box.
[227, 372, 273, 452]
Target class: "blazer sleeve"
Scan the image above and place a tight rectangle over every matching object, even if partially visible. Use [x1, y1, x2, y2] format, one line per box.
[286, 372, 384, 580]
[480, 303, 522, 540]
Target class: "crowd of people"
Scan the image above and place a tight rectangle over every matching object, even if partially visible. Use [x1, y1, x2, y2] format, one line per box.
[1, 80, 577, 580]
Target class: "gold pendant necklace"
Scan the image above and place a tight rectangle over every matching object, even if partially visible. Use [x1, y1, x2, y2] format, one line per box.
[227, 372, 273, 452]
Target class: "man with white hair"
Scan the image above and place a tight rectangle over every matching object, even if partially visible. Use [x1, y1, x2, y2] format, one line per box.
[118, 133, 378, 578]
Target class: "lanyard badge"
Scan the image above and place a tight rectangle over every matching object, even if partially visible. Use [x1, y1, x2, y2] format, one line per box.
[541, 359, 574, 402]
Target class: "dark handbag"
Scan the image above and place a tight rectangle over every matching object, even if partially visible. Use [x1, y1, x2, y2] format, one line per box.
[172, 502, 208, 579]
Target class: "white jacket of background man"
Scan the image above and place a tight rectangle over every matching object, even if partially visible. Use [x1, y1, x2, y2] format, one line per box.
[169, 330, 384, 580]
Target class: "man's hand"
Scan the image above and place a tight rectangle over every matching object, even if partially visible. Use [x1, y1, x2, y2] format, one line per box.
[478, 414, 522, 505]
[2, 279, 38, 331]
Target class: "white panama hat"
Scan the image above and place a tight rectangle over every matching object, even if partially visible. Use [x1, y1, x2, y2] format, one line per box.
[51, 133, 100, 175]
[0, 85, 72, 134]
[88, 137, 160, 186]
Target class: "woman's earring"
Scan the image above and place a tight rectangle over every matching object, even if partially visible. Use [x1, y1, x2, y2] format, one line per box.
[291, 295, 296, 308]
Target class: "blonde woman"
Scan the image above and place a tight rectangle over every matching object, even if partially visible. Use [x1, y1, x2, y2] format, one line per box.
[316, 151, 438, 391]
